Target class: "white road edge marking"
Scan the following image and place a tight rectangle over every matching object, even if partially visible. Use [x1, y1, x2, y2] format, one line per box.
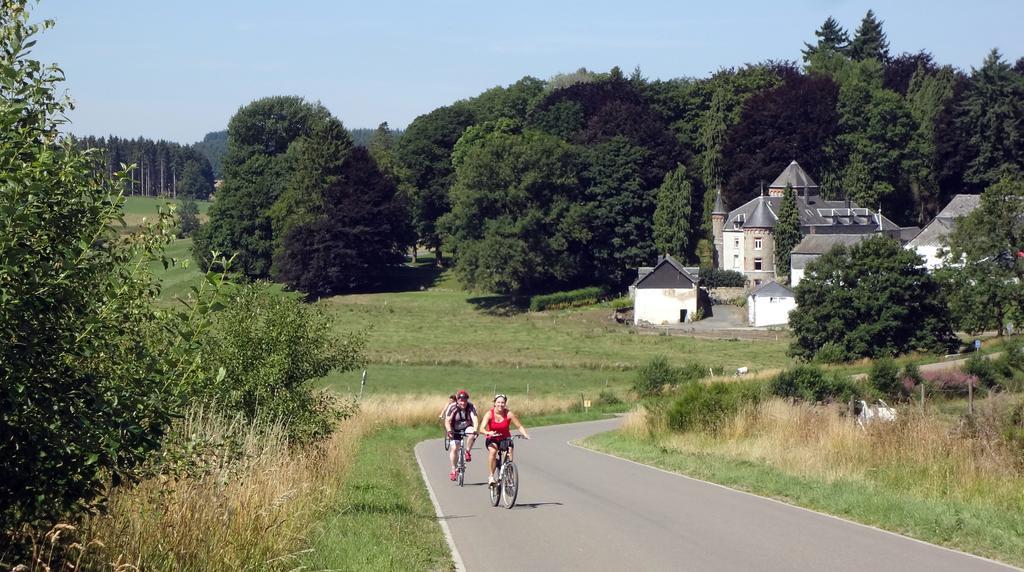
[414, 442, 466, 572]
[567, 438, 1017, 570]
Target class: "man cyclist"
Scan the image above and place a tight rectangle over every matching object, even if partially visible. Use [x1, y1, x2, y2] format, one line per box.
[445, 390, 479, 481]
[479, 394, 530, 486]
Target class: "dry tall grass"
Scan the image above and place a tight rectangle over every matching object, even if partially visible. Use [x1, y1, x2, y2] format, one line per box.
[658, 396, 1024, 509]
[26, 393, 580, 570]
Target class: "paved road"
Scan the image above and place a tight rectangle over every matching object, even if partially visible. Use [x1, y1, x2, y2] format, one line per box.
[415, 418, 1016, 572]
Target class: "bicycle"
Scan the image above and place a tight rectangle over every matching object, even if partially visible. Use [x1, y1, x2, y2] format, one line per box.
[451, 429, 475, 487]
[489, 435, 524, 508]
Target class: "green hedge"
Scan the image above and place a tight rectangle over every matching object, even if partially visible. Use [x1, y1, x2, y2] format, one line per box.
[529, 286, 604, 311]
[701, 267, 747, 288]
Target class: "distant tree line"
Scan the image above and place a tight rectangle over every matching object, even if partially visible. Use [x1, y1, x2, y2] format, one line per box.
[192, 10, 1023, 300]
[382, 10, 1024, 296]
[192, 129, 227, 178]
[74, 135, 215, 199]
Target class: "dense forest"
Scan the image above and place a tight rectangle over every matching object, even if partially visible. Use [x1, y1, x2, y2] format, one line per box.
[75, 135, 216, 199]
[196, 10, 1024, 298]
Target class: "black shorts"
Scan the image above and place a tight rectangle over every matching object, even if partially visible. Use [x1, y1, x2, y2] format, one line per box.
[487, 437, 513, 451]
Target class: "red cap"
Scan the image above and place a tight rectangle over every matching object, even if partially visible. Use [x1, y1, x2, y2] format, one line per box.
[456, 390, 470, 399]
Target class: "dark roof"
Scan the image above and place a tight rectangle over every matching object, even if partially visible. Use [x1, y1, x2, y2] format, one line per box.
[769, 160, 819, 191]
[749, 281, 794, 298]
[745, 197, 776, 228]
[907, 194, 981, 248]
[724, 194, 900, 232]
[712, 191, 727, 215]
[791, 234, 872, 255]
[635, 254, 699, 289]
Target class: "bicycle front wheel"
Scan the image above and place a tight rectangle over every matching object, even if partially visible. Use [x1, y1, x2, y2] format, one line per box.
[501, 462, 518, 509]
[489, 464, 501, 506]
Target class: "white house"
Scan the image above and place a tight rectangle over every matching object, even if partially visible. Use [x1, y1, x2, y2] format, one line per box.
[905, 194, 980, 270]
[747, 281, 796, 327]
[633, 255, 707, 325]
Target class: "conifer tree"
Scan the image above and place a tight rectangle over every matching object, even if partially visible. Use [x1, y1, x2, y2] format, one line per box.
[653, 164, 693, 259]
[773, 184, 801, 278]
[849, 10, 890, 62]
[802, 16, 850, 63]
[959, 49, 1024, 187]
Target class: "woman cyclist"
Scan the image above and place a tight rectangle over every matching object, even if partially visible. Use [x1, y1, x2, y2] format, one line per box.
[479, 394, 530, 486]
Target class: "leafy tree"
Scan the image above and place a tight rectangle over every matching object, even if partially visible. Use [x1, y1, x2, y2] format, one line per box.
[773, 184, 801, 277]
[959, 49, 1024, 188]
[273, 147, 413, 296]
[395, 103, 476, 264]
[468, 76, 545, 123]
[193, 283, 366, 443]
[443, 120, 583, 295]
[0, 2, 179, 535]
[581, 136, 659, 288]
[848, 10, 890, 62]
[789, 235, 956, 361]
[720, 73, 840, 207]
[192, 129, 227, 178]
[653, 164, 693, 259]
[906, 65, 957, 222]
[884, 51, 937, 95]
[802, 16, 849, 63]
[178, 196, 200, 237]
[194, 96, 334, 277]
[177, 159, 213, 199]
[941, 175, 1024, 335]
[830, 59, 916, 214]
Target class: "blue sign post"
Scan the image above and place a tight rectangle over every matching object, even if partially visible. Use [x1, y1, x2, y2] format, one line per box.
[974, 339, 981, 352]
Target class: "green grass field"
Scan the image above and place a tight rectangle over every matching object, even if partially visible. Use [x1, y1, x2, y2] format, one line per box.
[122, 195, 210, 230]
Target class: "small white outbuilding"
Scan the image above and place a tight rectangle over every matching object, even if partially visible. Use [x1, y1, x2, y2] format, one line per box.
[747, 281, 796, 327]
[633, 255, 704, 325]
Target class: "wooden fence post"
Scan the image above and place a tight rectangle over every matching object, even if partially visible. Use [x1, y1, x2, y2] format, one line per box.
[968, 381, 974, 415]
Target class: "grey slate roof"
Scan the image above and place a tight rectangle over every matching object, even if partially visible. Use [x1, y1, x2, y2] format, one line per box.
[712, 192, 727, 215]
[745, 197, 776, 228]
[790, 234, 872, 255]
[723, 193, 900, 232]
[907, 194, 981, 248]
[749, 280, 795, 298]
[769, 160, 819, 191]
[635, 254, 699, 289]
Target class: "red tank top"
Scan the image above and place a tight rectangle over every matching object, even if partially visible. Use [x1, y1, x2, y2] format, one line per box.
[487, 408, 512, 438]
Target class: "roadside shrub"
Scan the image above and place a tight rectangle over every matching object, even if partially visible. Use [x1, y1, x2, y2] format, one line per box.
[188, 284, 367, 444]
[633, 356, 679, 397]
[770, 365, 859, 403]
[633, 357, 709, 397]
[920, 369, 978, 396]
[869, 356, 902, 398]
[701, 267, 747, 288]
[813, 342, 849, 364]
[963, 354, 999, 389]
[596, 389, 622, 406]
[529, 286, 604, 312]
[607, 295, 633, 310]
[666, 380, 764, 433]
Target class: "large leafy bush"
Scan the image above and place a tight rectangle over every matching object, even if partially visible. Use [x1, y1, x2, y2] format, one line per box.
[0, 3, 178, 534]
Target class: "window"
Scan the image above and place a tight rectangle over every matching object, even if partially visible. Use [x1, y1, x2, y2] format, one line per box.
[732, 255, 739, 270]
[754, 237, 762, 250]
[734, 238, 740, 248]
[754, 257, 763, 271]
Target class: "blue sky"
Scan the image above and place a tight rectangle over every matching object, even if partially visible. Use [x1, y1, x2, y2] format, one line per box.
[31, 1, 1024, 144]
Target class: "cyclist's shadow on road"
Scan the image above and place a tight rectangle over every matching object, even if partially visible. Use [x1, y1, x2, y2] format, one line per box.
[508, 502, 563, 510]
